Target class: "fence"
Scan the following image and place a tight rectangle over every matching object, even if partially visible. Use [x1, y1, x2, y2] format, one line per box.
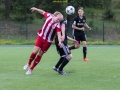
[0, 21, 43, 40]
[66, 20, 120, 42]
[0, 20, 120, 42]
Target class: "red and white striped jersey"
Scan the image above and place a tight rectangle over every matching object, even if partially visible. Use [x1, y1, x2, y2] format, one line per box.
[37, 12, 61, 42]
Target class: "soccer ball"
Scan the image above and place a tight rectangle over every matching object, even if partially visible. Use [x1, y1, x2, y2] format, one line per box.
[66, 6, 75, 15]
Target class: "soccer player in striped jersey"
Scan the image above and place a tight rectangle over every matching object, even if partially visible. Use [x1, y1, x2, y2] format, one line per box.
[53, 19, 77, 75]
[69, 7, 91, 61]
[23, 7, 63, 75]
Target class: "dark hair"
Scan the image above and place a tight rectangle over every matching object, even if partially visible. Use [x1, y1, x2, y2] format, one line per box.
[78, 7, 83, 11]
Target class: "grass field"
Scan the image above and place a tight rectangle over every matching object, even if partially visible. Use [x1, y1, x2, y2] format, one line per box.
[0, 45, 120, 90]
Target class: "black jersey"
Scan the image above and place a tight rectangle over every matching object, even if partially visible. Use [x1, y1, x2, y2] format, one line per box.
[72, 16, 86, 36]
[55, 19, 68, 45]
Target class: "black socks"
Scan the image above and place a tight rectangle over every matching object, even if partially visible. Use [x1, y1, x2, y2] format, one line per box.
[55, 57, 70, 71]
[69, 45, 76, 50]
[83, 47, 87, 58]
[55, 57, 64, 68]
[59, 57, 70, 71]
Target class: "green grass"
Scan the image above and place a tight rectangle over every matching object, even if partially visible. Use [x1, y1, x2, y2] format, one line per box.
[0, 45, 120, 90]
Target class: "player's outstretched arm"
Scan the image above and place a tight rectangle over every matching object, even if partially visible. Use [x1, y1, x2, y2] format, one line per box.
[30, 7, 45, 15]
[67, 36, 79, 45]
[67, 36, 77, 43]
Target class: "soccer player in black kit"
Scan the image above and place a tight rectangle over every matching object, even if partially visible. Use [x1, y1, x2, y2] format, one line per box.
[53, 19, 77, 75]
[69, 7, 91, 61]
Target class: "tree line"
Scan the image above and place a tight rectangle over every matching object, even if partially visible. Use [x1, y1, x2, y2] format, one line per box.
[0, 0, 116, 21]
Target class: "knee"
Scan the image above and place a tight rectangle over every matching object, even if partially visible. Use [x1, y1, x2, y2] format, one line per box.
[75, 44, 80, 49]
[83, 43, 87, 47]
[33, 50, 38, 54]
[33, 46, 40, 54]
[37, 50, 44, 56]
[82, 42, 87, 47]
[66, 54, 72, 60]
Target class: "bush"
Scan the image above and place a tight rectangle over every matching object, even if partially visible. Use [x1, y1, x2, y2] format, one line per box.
[0, 39, 18, 45]
[0, 39, 119, 45]
[0, 39, 35, 45]
[117, 41, 120, 45]
[103, 8, 115, 20]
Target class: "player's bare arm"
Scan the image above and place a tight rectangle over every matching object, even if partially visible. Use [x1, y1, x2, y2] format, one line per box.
[57, 32, 62, 48]
[72, 24, 84, 30]
[61, 23, 65, 41]
[84, 23, 91, 30]
[30, 7, 45, 15]
[67, 36, 78, 44]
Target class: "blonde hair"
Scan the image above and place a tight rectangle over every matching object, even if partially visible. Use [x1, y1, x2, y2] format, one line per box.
[54, 11, 62, 16]
[54, 11, 63, 20]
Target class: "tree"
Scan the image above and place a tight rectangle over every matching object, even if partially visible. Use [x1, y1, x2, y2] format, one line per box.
[10, 0, 35, 21]
[5, 0, 10, 19]
[35, 0, 66, 19]
[102, 0, 115, 20]
[103, 0, 112, 10]
[0, 0, 4, 20]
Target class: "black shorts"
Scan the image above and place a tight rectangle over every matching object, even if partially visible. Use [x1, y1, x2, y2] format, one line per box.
[73, 34, 86, 42]
[55, 42, 71, 57]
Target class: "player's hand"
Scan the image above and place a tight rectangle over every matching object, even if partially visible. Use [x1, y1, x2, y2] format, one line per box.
[88, 27, 91, 30]
[30, 7, 36, 12]
[61, 36, 65, 42]
[58, 43, 62, 48]
[73, 40, 77, 43]
[80, 27, 84, 30]
[74, 40, 79, 45]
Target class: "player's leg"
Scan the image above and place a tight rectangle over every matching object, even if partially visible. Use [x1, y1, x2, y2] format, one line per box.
[69, 36, 80, 50]
[23, 36, 41, 70]
[53, 39, 64, 71]
[53, 42, 65, 71]
[53, 57, 64, 71]
[31, 41, 51, 69]
[23, 46, 40, 70]
[26, 49, 44, 75]
[28, 46, 40, 65]
[30, 49, 43, 70]
[81, 35, 89, 61]
[53, 43, 72, 75]
[58, 54, 72, 75]
[26, 40, 51, 75]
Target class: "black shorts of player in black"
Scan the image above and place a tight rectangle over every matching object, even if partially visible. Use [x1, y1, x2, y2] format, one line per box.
[53, 19, 76, 75]
[55, 39, 71, 58]
[69, 7, 91, 61]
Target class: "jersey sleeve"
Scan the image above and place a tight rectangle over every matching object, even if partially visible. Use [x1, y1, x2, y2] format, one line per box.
[60, 19, 67, 25]
[83, 16, 86, 22]
[43, 12, 51, 19]
[73, 17, 77, 26]
[55, 23, 61, 32]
